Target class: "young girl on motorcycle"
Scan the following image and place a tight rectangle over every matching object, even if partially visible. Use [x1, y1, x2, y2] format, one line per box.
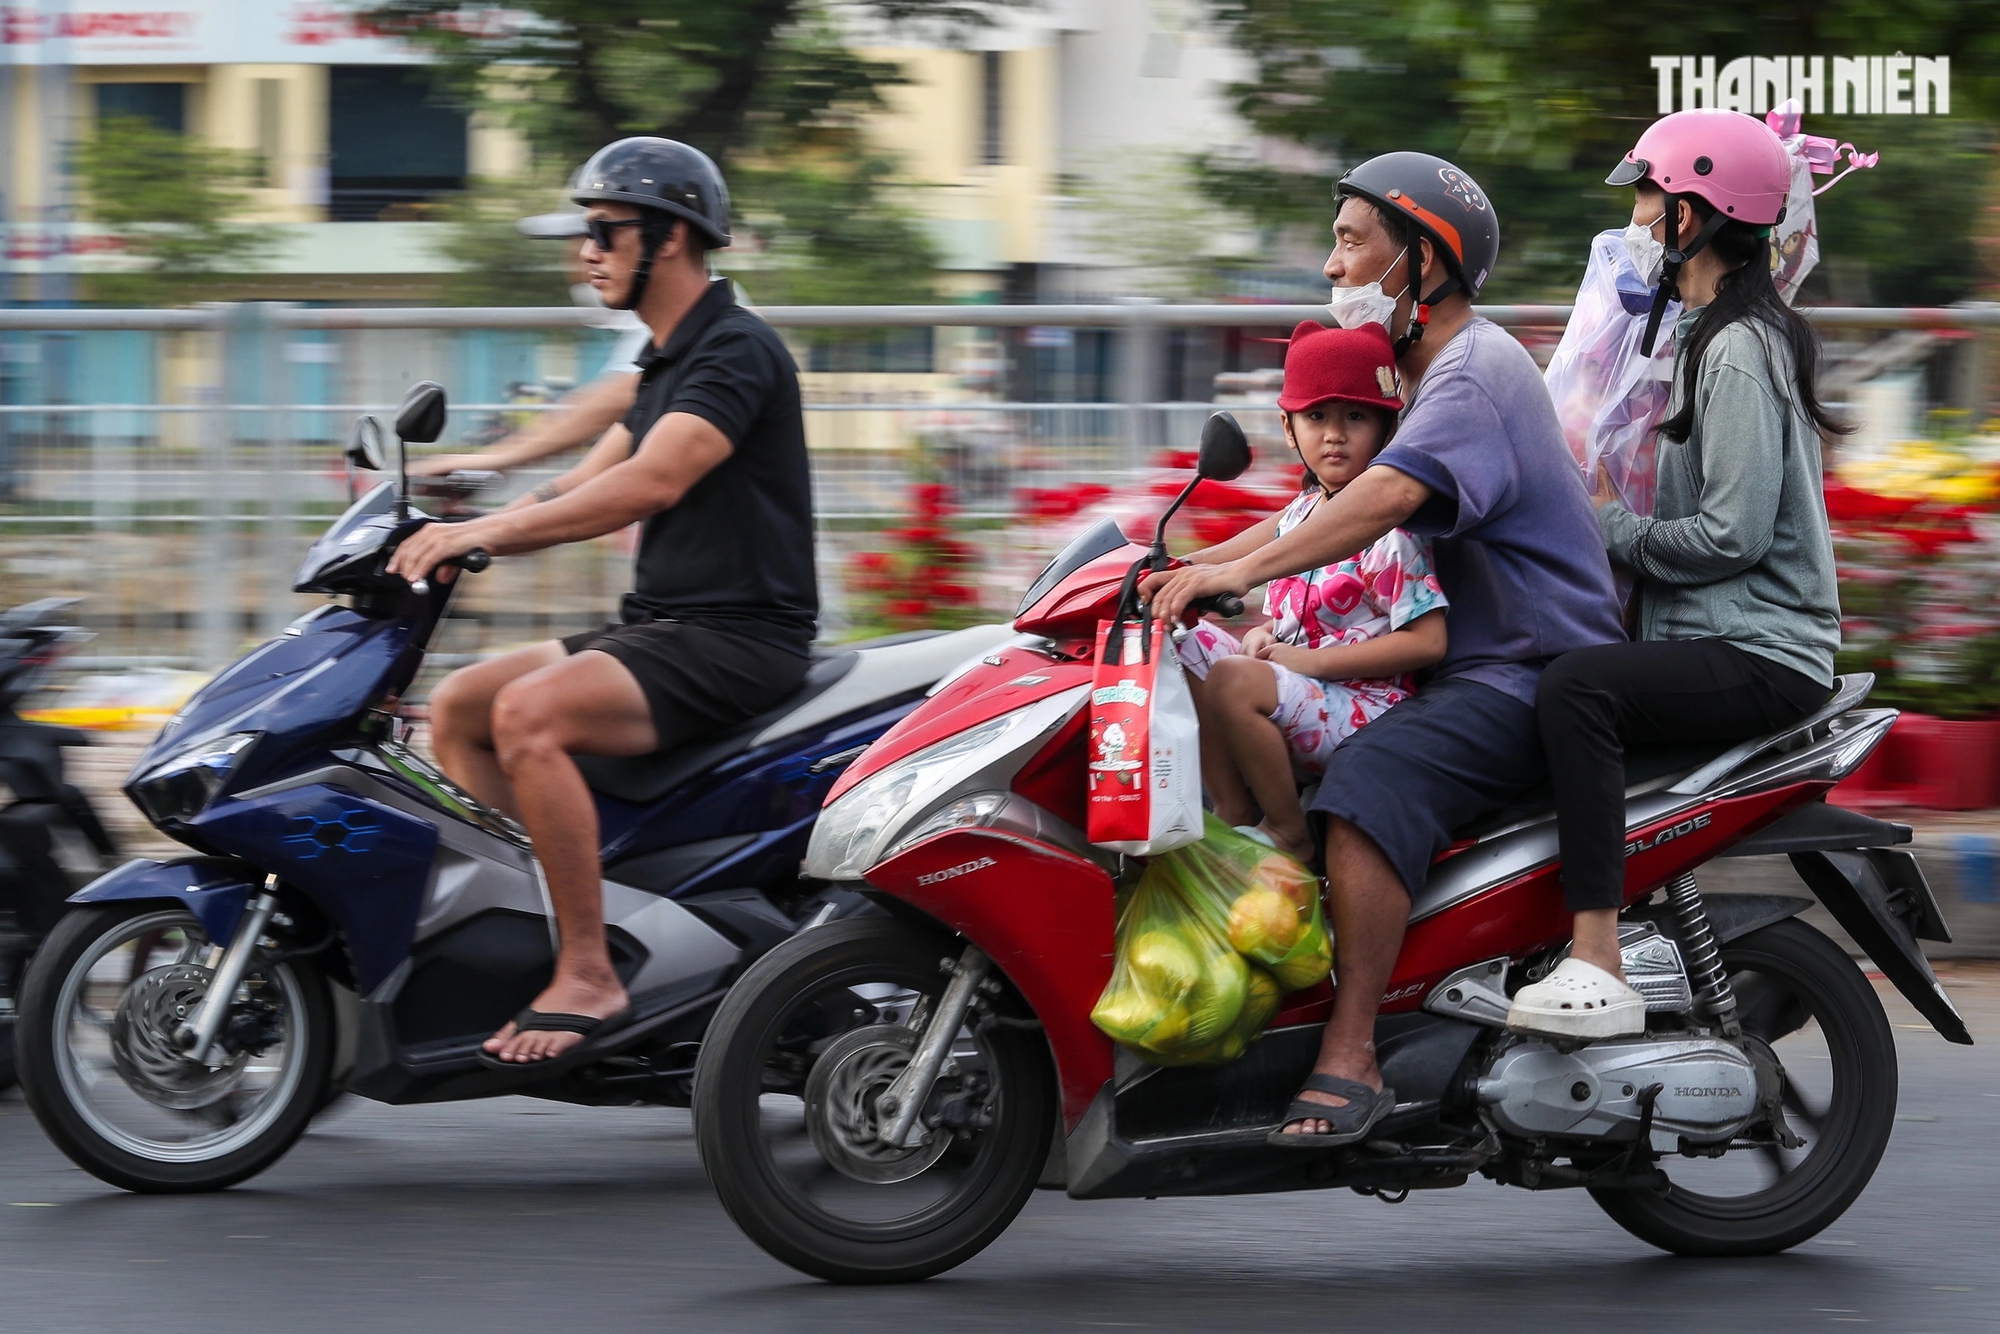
[1174, 321, 1448, 866]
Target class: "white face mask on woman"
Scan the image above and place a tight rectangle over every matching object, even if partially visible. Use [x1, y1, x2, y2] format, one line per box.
[1622, 211, 1667, 287]
[1326, 246, 1408, 330]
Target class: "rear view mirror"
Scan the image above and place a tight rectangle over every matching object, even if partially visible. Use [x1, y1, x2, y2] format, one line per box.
[345, 416, 386, 472]
[395, 380, 448, 445]
[1196, 412, 1250, 482]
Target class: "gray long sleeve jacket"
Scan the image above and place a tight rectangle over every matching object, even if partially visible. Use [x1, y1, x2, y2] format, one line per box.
[1596, 309, 1841, 686]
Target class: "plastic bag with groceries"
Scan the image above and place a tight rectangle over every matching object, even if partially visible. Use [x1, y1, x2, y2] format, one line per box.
[1090, 815, 1332, 1066]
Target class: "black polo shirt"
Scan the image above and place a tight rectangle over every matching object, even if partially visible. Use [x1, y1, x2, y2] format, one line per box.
[618, 278, 817, 655]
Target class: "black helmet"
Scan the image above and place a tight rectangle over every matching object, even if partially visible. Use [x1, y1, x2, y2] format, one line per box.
[1336, 152, 1499, 351]
[571, 137, 731, 248]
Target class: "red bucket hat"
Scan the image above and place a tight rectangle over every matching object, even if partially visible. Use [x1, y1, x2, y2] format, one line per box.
[1277, 320, 1404, 413]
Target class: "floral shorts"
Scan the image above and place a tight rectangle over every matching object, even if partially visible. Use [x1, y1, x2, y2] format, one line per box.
[1175, 623, 1405, 778]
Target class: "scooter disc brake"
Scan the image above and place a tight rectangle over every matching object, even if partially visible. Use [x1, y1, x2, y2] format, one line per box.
[804, 1025, 953, 1185]
[109, 964, 249, 1110]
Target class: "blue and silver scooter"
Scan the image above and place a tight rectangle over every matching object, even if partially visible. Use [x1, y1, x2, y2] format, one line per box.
[14, 382, 1009, 1193]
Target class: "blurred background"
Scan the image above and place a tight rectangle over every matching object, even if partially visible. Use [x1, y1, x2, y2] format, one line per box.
[4, 0, 2000, 846]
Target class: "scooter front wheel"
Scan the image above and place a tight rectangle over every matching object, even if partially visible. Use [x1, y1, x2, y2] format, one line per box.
[17, 902, 333, 1193]
[693, 916, 1056, 1283]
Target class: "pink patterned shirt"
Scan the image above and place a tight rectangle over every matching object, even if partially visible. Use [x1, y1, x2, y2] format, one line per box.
[1264, 489, 1449, 694]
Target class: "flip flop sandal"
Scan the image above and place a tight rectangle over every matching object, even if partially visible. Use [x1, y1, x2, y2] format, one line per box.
[1266, 1073, 1396, 1149]
[477, 1006, 633, 1071]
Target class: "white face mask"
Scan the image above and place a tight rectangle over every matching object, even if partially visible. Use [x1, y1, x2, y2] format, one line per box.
[1326, 246, 1408, 330]
[1622, 212, 1666, 287]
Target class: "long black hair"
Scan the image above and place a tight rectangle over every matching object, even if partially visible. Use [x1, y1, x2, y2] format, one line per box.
[1657, 194, 1849, 444]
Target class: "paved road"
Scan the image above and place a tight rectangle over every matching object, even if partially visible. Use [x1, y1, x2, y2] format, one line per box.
[2, 966, 1996, 1334]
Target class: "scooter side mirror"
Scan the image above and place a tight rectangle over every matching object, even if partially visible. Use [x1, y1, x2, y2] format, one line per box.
[345, 416, 386, 472]
[395, 380, 448, 445]
[1196, 411, 1250, 481]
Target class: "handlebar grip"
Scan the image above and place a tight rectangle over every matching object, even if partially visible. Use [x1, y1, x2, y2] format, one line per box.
[1188, 592, 1244, 619]
[458, 549, 491, 574]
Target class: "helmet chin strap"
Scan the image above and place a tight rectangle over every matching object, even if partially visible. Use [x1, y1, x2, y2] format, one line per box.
[1639, 194, 1729, 357]
[610, 214, 676, 312]
[1391, 239, 1461, 357]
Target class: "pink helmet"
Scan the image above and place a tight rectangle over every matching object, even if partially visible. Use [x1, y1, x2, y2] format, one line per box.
[1606, 109, 1790, 226]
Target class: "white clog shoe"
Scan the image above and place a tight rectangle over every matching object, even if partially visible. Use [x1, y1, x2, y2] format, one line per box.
[1505, 957, 1647, 1041]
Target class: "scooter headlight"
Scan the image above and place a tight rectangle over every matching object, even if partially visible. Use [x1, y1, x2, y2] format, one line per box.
[128, 732, 259, 826]
[805, 705, 1048, 882]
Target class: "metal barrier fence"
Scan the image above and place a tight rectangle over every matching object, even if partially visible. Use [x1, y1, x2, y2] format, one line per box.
[0, 302, 1991, 675]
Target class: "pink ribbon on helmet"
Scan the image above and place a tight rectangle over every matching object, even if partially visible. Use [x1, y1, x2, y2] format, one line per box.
[1766, 100, 1880, 196]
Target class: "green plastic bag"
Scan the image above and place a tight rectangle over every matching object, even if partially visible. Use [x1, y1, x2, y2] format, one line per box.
[1091, 814, 1332, 1066]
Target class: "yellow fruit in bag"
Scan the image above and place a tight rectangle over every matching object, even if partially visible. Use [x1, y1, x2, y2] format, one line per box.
[1226, 886, 1302, 959]
[1239, 965, 1281, 1036]
[1127, 929, 1202, 1002]
[1251, 853, 1320, 913]
[1144, 1003, 1193, 1050]
[1181, 947, 1248, 1048]
[1269, 918, 1333, 993]
[1181, 967, 1281, 1065]
[1088, 987, 1158, 1046]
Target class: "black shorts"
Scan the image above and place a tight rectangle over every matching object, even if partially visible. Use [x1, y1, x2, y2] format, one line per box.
[561, 619, 811, 750]
[1309, 676, 1547, 897]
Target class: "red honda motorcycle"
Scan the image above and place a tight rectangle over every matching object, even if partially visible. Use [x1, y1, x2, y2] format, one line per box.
[694, 413, 1968, 1284]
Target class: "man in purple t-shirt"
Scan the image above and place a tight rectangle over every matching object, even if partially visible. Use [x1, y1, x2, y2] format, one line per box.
[1148, 153, 1623, 1147]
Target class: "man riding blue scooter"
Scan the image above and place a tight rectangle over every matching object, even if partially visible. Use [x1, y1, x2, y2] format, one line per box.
[389, 137, 818, 1069]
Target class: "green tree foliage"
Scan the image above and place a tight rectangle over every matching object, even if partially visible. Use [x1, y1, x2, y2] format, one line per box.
[1206, 1, 2000, 301]
[432, 174, 576, 306]
[71, 116, 270, 305]
[370, 0, 980, 303]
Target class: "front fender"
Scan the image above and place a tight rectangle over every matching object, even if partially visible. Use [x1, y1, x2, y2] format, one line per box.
[68, 857, 261, 947]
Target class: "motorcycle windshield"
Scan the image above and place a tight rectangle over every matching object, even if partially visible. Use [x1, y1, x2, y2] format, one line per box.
[1017, 517, 1130, 617]
[294, 482, 403, 593]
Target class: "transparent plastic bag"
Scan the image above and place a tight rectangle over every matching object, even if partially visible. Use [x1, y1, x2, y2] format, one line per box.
[1091, 815, 1332, 1065]
[1543, 229, 1679, 519]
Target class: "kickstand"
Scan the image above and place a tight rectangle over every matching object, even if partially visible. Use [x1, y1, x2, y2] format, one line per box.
[1608, 1082, 1665, 1182]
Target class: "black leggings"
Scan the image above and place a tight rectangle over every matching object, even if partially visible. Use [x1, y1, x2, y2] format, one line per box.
[1536, 639, 1830, 912]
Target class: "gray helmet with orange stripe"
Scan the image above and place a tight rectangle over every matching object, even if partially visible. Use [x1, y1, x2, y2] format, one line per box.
[1336, 152, 1500, 351]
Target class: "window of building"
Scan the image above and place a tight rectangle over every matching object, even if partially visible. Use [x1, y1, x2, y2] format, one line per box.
[979, 51, 1004, 166]
[255, 79, 284, 188]
[95, 83, 185, 134]
[327, 66, 467, 220]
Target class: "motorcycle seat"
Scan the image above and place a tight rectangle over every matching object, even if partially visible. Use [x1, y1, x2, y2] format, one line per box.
[568, 624, 1018, 808]
[1449, 742, 1726, 843]
[1445, 673, 1875, 844]
[574, 651, 861, 806]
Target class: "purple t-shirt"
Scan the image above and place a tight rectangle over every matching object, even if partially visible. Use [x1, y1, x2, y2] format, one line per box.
[1371, 318, 1623, 703]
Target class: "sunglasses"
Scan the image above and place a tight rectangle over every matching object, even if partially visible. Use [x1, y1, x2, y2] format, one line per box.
[583, 216, 644, 250]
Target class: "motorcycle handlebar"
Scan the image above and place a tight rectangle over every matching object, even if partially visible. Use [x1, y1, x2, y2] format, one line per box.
[407, 548, 491, 598]
[1190, 592, 1245, 619]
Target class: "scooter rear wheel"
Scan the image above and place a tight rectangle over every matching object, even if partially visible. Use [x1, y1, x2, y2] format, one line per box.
[694, 916, 1055, 1283]
[1588, 917, 1898, 1255]
[17, 902, 333, 1193]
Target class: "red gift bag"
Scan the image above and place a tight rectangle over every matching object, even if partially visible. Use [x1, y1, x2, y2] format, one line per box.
[1086, 614, 1203, 856]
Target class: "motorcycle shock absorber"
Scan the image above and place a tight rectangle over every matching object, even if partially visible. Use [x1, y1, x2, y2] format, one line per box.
[1662, 872, 1740, 1038]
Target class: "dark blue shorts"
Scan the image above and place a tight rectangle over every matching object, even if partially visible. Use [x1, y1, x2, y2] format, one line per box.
[1310, 677, 1546, 897]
